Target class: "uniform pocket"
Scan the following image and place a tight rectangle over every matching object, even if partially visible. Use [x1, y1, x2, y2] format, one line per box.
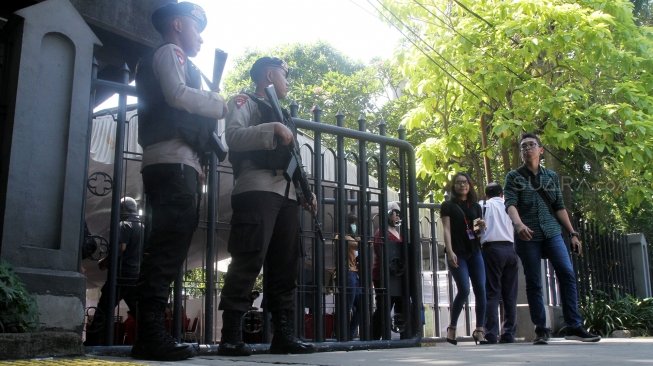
[228, 211, 264, 253]
[150, 191, 197, 233]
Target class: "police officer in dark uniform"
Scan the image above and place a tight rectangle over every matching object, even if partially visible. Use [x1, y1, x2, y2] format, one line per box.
[217, 57, 316, 356]
[133, 2, 227, 361]
[84, 197, 143, 346]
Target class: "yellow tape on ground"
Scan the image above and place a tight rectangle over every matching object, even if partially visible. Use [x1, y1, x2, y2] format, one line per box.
[0, 358, 146, 366]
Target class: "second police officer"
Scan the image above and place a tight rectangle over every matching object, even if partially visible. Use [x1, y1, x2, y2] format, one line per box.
[218, 57, 316, 356]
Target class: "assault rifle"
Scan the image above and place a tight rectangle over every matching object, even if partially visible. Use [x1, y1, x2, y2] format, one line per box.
[198, 49, 229, 162]
[264, 84, 325, 244]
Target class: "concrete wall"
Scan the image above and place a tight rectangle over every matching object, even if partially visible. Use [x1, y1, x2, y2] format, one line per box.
[69, 0, 164, 49]
[0, 0, 100, 332]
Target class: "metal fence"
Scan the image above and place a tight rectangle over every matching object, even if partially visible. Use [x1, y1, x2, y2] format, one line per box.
[87, 63, 426, 348]
[573, 218, 637, 303]
[86, 63, 646, 349]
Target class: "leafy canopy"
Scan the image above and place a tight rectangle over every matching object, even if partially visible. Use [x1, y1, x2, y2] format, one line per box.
[380, 0, 653, 234]
[222, 41, 386, 130]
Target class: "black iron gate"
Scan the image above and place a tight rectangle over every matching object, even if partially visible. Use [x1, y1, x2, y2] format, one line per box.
[85, 63, 426, 349]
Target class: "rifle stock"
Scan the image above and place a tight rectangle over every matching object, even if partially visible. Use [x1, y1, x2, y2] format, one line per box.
[206, 49, 228, 161]
[264, 85, 325, 244]
[212, 49, 228, 92]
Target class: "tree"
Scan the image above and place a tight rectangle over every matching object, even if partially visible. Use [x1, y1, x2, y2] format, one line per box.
[221, 42, 416, 193]
[380, 0, 653, 235]
[632, 0, 652, 25]
[182, 267, 262, 299]
[222, 42, 384, 130]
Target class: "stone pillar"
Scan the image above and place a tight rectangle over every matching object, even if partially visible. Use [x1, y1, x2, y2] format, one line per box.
[0, 0, 101, 333]
[627, 233, 651, 298]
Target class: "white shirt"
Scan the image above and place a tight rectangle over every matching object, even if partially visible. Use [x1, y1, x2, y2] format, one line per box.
[479, 196, 514, 244]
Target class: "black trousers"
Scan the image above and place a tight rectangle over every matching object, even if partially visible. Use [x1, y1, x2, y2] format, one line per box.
[219, 191, 300, 314]
[371, 279, 404, 340]
[137, 164, 199, 310]
[97, 280, 138, 319]
[482, 241, 519, 338]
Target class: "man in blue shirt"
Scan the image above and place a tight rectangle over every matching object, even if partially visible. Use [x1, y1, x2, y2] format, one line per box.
[504, 133, 600, 345]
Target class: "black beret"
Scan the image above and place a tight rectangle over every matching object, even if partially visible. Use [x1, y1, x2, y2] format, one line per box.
[249, 57, 289, 82]
[152, 2, 207, 34]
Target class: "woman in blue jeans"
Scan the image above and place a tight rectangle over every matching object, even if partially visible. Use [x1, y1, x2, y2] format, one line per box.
[440, 172, 487, 345]
[344, 214, 361, 339]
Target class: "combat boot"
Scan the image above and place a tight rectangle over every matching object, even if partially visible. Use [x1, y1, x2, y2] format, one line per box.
[131, 303, 195, 361]
[269, 310, 315, 354]
[217, 310, 252, 356]
[83, 312, 105, 346]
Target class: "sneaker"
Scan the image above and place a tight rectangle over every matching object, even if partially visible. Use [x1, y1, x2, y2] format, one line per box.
[499, 334, 515, 344]
[564, 326, 601, 342]
[484, 333, 498, 344]
[533, 327, 551, 345]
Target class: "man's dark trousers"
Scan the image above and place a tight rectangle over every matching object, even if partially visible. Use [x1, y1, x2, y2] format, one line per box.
[219, 191, 300, 314]
[138, 163, 199, 310]
[482, 241, 518, 340]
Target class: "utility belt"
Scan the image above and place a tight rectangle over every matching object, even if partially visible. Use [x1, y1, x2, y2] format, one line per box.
[482, 240, 513, 248]
[239, 159, 287, 174]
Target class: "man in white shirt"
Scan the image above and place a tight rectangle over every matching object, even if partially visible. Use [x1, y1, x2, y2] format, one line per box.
[479, 182, 518, 344]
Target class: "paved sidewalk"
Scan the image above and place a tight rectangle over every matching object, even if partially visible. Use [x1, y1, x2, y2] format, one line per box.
[81, 337, 653, 366]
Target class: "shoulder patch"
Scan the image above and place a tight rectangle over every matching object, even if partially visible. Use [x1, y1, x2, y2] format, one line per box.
[175, 48, 186, 65]
[234, 94, 249, 108]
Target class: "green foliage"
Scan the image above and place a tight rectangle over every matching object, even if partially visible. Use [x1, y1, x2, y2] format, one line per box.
[222, 41, 384, 128]
[221, 41, 416, 193]
[579, 291, 653, 336]
[0, 261, 39, 333]
[382, 0, 653, 230]
[632, 0, 652, 25]
[182, 267, 263, 299]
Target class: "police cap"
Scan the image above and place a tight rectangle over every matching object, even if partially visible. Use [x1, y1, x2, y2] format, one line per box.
[249, 57, 289, 82]
[152, 2, 207, 34]
[121, 196, 138, 214]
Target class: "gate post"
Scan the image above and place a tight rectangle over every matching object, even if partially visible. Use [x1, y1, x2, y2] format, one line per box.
[0, 0, 101, 333]
[627, 233, 651, 298]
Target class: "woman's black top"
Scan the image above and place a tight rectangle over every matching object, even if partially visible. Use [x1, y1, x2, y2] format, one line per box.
[440, 198, 482, 258]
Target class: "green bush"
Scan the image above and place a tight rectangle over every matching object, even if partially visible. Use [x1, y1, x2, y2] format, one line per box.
[0, 261, 39, 332]
[580, 290, 653, 337]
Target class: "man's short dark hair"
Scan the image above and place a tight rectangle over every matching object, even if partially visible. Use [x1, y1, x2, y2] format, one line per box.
[485, 182, 503, 198]
[249, 57, 289, 83]
[520, 132, 542, 146]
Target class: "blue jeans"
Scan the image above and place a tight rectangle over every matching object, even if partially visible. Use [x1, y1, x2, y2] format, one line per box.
[516, 234, 583, 329]
[449, 250, 486, 328]
[347, 271, 362, 338]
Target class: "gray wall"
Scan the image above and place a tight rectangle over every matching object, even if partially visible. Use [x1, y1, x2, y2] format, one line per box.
[1, 0, 100, 332]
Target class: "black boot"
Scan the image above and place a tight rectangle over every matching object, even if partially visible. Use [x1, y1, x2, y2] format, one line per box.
[131, 303, 195, 361]
[270, 310, 315, 354]
[83, 312, 105, 346]
[217, 310, 252, 356]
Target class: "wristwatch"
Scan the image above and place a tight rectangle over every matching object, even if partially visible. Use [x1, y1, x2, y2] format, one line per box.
[569, 231, 580, 238]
